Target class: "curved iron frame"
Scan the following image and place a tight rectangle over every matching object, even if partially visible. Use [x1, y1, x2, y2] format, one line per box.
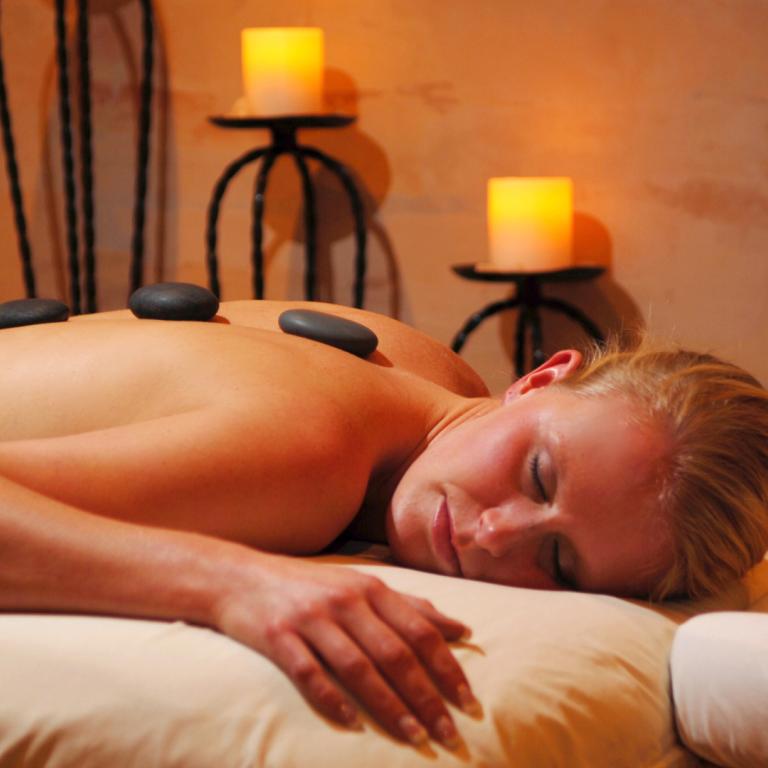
[451, 271, 605, 377]
[205, 120, 367, 308]
[0, 0, 154, 313]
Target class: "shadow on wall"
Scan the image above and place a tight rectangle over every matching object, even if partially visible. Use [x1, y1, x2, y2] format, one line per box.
[497, 212, 644, 369]
[232, 68, 398, 316]
[29, 0, 172, 311]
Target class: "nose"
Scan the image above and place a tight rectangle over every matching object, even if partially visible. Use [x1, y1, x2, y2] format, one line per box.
[473, 505, 546, 559]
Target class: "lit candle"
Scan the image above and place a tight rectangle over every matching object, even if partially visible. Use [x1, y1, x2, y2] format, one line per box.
[484, 177, 573, 272]
[241, 27, 324, 116]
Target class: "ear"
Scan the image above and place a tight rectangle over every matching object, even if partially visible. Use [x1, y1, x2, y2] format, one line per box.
[503, 349, 583, 404]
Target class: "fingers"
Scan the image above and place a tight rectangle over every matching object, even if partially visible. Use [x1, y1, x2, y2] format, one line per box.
[372, 589, 481, 716]
[269, 630, 361, 730]
[247, 567, 479, 748]
[338, 601, 463, 748]
[400, 594, 471, 642]
[303, 619, 432, 746]
[269, 619, 450, 747]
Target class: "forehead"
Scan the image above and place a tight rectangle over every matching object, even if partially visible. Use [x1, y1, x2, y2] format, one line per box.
[538, 389, 674, 594]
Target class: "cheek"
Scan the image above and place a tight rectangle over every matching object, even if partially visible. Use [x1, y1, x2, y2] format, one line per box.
[439, 423, 527, 498]
[385, 490, 434, 571]
[434, 426, 503, 476]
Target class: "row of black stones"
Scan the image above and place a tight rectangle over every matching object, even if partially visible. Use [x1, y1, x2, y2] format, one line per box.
[0, 283, 378, 358]
[0, 282, 219, 328]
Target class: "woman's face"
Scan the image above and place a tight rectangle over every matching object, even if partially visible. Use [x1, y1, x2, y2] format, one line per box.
[387, 384, 674, 597]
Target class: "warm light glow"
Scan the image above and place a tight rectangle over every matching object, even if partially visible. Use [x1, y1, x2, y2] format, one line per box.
[241, 28, 324, 116]
[484, 177, 573, 272]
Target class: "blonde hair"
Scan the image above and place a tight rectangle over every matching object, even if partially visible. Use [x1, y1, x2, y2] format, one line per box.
[558, 335, 768, 600]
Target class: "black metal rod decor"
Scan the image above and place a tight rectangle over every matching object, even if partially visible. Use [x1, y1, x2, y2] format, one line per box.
[292, 152, 318, 301]
[129, 0, 155, 294]
[77, 0, 97, 312]
[529, 303, 545, 367]
[452, 292, 606, 376]
[205, 114, 367, 308]
[1, 1, 155, 310]
[299, 146, 367, 309]
[450, 266, 606, 376]
[250, 149, 280, 299]
[539, 297, 604, 340]
[514, 305, 529, 375]
[452, 296, 521, 356]
[0, 2, 36, 298]
[205, 145, 273, 298]
[54, 0, 82, 314]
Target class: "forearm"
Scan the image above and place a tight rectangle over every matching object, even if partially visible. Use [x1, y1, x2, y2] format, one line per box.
[0, 474, 249, 626]
[0, 476, 477, 748]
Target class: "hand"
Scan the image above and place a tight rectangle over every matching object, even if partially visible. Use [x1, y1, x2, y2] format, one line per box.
[213, 552, 479, 747]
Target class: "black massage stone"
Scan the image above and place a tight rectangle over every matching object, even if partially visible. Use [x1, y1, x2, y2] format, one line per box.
[278, 309, 379, 358]
[0, 298, 70, 328]
[128, 282, 219, 321]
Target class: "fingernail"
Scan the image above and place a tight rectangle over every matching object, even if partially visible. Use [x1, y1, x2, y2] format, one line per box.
[457, 684, 482, 717]
[434, 715, 461, 749]
[458, 626, 472, 641]
[398, 715, 429, 746]
[340, 703, 363, 730]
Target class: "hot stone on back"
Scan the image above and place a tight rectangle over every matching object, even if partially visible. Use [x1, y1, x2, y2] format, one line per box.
[0, 298, 70, 328]
[278, 309, 378, 358]
[128, 282, 219, 321]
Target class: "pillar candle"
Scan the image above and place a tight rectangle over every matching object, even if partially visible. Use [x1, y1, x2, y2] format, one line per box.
[241, 27, 324, 116]
[484, 177, 573, 272]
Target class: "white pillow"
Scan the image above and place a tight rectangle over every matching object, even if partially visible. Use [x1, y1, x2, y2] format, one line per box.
[0, 555, 737, 768]
[671, 611, 768, 768]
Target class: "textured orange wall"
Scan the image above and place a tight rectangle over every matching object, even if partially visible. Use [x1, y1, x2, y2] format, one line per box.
[1, 0, 767, 393]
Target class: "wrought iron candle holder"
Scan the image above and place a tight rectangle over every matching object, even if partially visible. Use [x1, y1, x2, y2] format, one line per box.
[451, 264, 605, 376]
[206, 113, 367, 308]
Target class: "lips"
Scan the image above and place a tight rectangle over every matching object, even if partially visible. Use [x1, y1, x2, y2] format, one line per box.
[432, 498, 462, 576]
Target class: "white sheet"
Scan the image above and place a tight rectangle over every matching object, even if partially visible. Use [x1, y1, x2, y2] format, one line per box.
[670, 554, 768, 768]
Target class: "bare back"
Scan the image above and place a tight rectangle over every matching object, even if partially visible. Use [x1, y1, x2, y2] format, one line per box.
[0, 304, 483, 553]
[74, 300, 489, 399]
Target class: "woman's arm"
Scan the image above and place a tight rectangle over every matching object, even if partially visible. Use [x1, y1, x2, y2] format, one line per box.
[0, 475, 476, 748]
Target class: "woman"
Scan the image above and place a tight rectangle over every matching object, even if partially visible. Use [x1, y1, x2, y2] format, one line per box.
[0, 300, 766, 749]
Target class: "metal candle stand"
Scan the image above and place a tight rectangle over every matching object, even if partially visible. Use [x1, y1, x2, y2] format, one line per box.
[205, 114, 367, 308]
[451, 264, 606, 376]
[0, 0, 155, 313]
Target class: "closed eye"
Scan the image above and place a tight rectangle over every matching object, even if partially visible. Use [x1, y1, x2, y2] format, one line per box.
[530, 453, 548, 502]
